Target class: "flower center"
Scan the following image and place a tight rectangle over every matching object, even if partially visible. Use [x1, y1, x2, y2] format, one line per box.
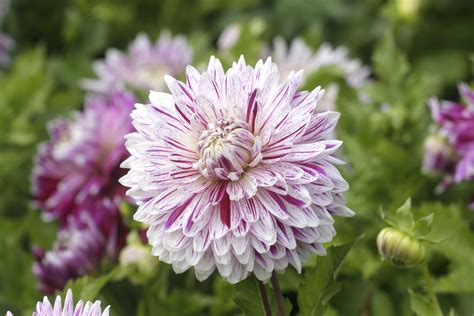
[194, 118, 255, 180]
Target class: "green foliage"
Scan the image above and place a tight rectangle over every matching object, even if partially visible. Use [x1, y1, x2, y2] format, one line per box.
[298, 239, 359, 316]
[233, 276, 292, 316]
[409, 289, 439, 316]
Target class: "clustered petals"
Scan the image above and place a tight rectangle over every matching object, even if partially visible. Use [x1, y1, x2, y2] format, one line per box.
[121, 56, 353, 283]
[82, 32, 192, 93]
[6, 289, 110, 316]
[31, 90, 135, 291]
[424, 83, 474, 208]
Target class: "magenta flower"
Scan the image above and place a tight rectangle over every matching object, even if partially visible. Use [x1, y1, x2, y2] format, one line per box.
[425, 83, 474, 207]
[6, 288, 110, 316]
[120, 56, 353, 283]
[32, 90, 136, 228]
[32, 216, 112, 293]
[82, 32, 192, 93]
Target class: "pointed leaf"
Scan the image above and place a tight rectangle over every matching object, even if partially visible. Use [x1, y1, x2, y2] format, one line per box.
[297, 237, 361, 316]
[395, 198, 414, 231]
[408, 289, 439, 316]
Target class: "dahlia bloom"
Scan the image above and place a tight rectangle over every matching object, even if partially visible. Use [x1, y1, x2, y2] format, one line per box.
[425, 83, 474, 207]
[269, 37, 370, 89]
[217, 23, 241, 56]
[32, 90, 136, 229]
[5, 289, 110, 316]
[82, 32, 192, 93]
[32, 216, 111, 293]
[422, 134, 456, 175]
[120, 56, 353, 283]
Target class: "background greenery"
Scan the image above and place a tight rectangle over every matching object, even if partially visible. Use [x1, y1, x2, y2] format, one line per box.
[0, 0, 473, 315]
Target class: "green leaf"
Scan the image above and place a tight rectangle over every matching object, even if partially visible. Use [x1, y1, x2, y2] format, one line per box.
[379, 206, 396, 227]
[233, 276, 292, 316]
[412, 213, 434, 238]
[297, 238, 360, 316]
[394, 198, 414, 231]
[408, 289, 438, 316]
[373, 34, 409, 85]
[61, 267, 120, 301]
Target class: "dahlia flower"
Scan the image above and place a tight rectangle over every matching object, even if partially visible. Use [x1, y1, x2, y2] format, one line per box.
[217, 23, 241, 56]
[422, 134, 456, 175]
[425, 83, 474, 207]
[120, 56, 353, 283]
[82, 32, 192, 93]
[270, 37, 370, 89]
[5, 289, 110, 316]
[32, 216, 112, 293]
[32, 90, 136, 229]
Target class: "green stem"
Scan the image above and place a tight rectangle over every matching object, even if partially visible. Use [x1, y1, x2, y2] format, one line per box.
[270, 273, 286, 316]
[257, 279, 272, 316]
[421, 260, 443, 316]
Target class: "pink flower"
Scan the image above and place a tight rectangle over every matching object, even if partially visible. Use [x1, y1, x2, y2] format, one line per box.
[32, 91, 135, 228]
[6, 288, 110, 316]
[82, 32, 192, 93]
[120, 56, 353, 283]
[425, 83, 474, 208]
[32, 216, 113, 293]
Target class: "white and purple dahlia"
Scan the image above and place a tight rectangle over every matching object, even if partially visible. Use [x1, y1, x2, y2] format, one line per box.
[120, 56, 353, 283]
[32, 216, 111, 293]
[32, 90, 136, 229]
[82, 32, 192, 93]
[6, 288, 110, 316]
[268, 37, 370, 112]
[270, 37, 370, 89]
[0, 32, 13, 68]
[425, 83, 474, 207]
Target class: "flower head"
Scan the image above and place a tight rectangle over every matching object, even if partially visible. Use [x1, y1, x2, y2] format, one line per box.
[32, 90, 136, 228]
[82, 32, 192, 93]
[426, 83, 474, 191]
[422, 134, 456, 175]
[266, 37, 370, 113]
[6, 288, 110, 316]
[32, 216, 112, 293]
[120, 56, 353, 283]
[270, 37, 370, 89]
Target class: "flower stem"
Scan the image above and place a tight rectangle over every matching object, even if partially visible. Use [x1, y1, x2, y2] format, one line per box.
[421, 260, 443, 316]
[257, 279, 273, 316]
[270, 272, 286, 316]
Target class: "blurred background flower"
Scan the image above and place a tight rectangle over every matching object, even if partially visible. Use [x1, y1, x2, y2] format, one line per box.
[82, 32, 192, 94]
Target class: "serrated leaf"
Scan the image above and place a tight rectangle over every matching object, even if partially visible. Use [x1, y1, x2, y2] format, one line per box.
[61, 267, 120, 301]
[379, 206, 396, 227]
[395, 198, 414, 231]
[412, 213, 434, 238]
[297, 238, 360, 316]
[373, 34, 409, 85]
[408, 289, 439, 316]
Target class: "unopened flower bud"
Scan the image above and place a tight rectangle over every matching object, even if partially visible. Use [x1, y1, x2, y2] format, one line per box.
[377, 227, 426, 268]
[422, 135, 456, 175]
[119, 233, 157, 284]
[396, 0, 421, 22]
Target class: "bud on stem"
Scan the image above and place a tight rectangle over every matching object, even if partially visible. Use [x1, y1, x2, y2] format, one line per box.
[377, 227, 426, 268]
